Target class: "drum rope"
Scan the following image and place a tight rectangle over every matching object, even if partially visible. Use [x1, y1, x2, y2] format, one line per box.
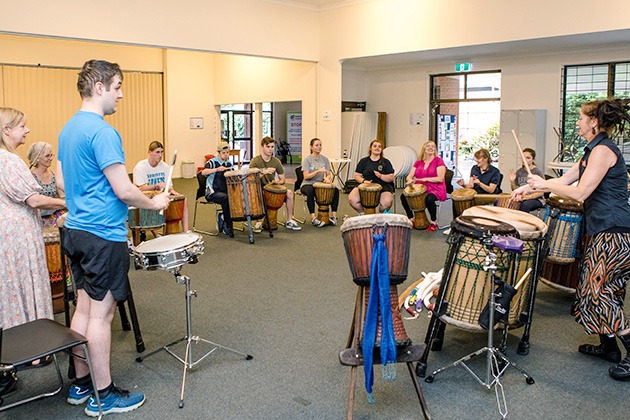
[362, 229, 397, 404]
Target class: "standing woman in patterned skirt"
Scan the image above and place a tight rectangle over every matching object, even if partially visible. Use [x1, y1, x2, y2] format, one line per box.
[513, 99, 630, 380]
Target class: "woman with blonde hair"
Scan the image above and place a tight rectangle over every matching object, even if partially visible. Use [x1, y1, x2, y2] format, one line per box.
[0, 108, 65, 333]
[27, 141, 65, 227]
[401, 141, 447, 231]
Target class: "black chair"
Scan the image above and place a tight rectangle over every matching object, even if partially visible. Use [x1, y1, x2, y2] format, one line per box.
[192, 171, 221, 236]
[288, 166, 306, 224]
[436, 168, 454, 229]
[0, 319, 102, 418]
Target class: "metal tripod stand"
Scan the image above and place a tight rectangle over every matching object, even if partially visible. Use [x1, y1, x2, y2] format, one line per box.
[136, 265, 253, 408]
[425, 236, 534, 419]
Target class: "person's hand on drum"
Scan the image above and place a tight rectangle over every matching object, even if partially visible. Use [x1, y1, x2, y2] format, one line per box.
[527, 174, 546, 191]
[405, 175, 414, 186]
[152, 182, 166, 191]
[470, 175, 480, 186]
[216, 165, 230, 172]
[456, 178, 465, 187]
[263, 167, 276, 175]
[510, 184, 531, 202]
[152, 192, 171, 210]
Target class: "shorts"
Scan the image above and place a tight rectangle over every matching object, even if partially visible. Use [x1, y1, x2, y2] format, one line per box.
[62, 228, 130, 302]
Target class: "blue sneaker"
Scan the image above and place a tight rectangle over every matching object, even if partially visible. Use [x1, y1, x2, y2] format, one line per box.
[67, 383, 94, 405]
[383, 209, 392, 214]
[84, 386, 145, 417]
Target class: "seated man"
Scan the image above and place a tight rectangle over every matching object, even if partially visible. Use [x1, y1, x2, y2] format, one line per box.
[249, 136, 301, 231]
[456, 148, 502, 194]
[132, 141, 189, 237]
[202, 142, 234, 236]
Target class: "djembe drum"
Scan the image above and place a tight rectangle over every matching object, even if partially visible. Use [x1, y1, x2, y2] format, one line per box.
[540, 195, 585, 293]
[339, 214, 430, 419]
[128, 191, 165, 245]
[164, 194, 186, 235]
[461, 205, 547, 329]
[313, 182, 336, 225]
[358, 183, 382, 214]
[495, 193, 521, 210]
[403, 184, 429, 229]
[451, 188, 476, 217]
[262, 183, 287, 230]
[225, 168, 266, 221]
[43, 227, 67, 314]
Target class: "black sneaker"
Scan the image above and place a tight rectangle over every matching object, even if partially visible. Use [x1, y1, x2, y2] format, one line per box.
[578, 343, 622, 363]
[217, 213, 225, 234]
[609, 356, 630, 381]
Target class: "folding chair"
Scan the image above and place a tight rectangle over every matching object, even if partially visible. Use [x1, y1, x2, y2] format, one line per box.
[0, 319, 102, 419]
[192, 171, 221, 236]
[280, 166, 307, 225]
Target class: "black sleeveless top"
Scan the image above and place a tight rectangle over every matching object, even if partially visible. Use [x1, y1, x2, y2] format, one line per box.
[578, 133, 630, 235]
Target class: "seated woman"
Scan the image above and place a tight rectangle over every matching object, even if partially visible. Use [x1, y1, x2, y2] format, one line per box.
[401, 141, 447, 231]
[348, 140, 395, 214]
[457, 148, 502, 194]
[301, 138, 339, 227]
[508, 147, 545, 212]
[27, 141, 65, 227]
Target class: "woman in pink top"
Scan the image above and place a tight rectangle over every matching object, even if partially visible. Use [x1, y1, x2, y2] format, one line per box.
[401, 141, 447, 231]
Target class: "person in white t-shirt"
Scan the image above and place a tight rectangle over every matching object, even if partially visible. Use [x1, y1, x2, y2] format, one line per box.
[133, 141, 189, 236]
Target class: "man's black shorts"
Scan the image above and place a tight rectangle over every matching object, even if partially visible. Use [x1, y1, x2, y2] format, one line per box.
[62, 228, 129, 302]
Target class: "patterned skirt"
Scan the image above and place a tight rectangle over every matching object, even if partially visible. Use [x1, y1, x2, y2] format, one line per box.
[572, 232, 630, 334]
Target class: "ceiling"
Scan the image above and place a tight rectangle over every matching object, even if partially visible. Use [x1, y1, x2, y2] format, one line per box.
[262, 0, 360, 9]
[342, 29, 630, 71]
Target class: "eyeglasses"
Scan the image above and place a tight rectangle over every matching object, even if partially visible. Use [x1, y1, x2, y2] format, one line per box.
[43, 154, 54, 158]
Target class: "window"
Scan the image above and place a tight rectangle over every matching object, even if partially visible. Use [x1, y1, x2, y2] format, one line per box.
[560, 62, 630, 159]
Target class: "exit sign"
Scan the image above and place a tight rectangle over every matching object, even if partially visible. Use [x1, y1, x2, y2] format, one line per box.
[455, 63, 471, 72]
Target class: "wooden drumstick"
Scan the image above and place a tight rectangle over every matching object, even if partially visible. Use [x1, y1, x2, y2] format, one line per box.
[159, 149, 177, 215]
[511, 130, 532, 176]
[514, 267, 532, 291]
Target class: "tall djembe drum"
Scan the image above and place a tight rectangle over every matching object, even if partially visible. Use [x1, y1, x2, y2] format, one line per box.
[339, 214, 430, 420]
[313, 182, 336, 225]
[403, 184, 429, 229]
[358, 183, 382, 214]
[262, 183, 287, 230]
[225, 168, 272, 243]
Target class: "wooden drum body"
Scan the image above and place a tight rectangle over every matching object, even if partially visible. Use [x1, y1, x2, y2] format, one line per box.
[341, 214, 413, 346]
[461, 206, 547, 329]
[451, 188, 476, 217]
[43, 228, 67, 314]
[495, 193, 521, 210]
[262, 183, 287, 230]
[544, 195, 583, 264]
[403, 184, 429, 229]
[358, 183, 382, 214]
[225, 168, 265, 221]
[164, 194, 186, 235]
[313, 182, 336, 225]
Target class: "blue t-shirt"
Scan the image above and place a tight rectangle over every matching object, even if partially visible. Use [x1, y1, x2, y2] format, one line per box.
[58, 111, 128, 242]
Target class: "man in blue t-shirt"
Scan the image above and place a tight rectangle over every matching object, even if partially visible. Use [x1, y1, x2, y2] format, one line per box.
[58, 60, 169, 416]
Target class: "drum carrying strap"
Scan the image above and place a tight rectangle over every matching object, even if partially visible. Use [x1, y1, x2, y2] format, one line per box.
[362, 228, 397, 403]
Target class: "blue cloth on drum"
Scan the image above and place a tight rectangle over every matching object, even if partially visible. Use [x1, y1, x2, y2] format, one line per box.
[362, 233, 397, 403]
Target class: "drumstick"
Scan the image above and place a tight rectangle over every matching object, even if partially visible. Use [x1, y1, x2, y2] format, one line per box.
[514, 268, 532, 291]
[511, 130, 532, 176]
[159, 149, 177, 215]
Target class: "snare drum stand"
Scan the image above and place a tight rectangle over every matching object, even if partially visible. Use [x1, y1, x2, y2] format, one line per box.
[136, 265, 253, 408]
[425, 235, 534, 420]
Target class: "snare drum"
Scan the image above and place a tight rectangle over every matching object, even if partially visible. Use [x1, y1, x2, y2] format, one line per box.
[262, 183, 287, 230]
[164, 194, 186, 235]
[134, 232, 204, 271]
[43, 228, 67, 313]
[358, 183, 382, 214]
[451, 188, 476, 217]
[544, 194, 583, 264]
[461, 205, 547, 328]
[403, 184, 429, 229]
[225, 168, 265, 221]
[341, 214, 413, 347]
[313, 182, 336, 225]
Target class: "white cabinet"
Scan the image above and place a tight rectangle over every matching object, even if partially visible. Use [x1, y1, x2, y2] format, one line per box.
[498, 109, 546, 192]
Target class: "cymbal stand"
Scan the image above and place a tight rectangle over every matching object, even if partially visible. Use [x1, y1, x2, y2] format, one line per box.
[136, 265, 253, 408]
[425, 235, 534, 420]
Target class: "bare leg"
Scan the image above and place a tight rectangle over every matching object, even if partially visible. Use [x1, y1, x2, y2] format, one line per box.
[285, 189, 295, 221]
[71, 289, 117, 389]
[379, 191, 393, 212]
[182, 198, 190, 231]
[348, 188, 364, 213]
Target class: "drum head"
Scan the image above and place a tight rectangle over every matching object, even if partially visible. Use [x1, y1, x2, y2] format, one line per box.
[313, 182, 334, 189]
[263, 183, 287, 193]
[403, 184, 426, 197]
[358, 182, 382, 192]
[43, 227, 60, 244]
[452, 215, 518, 240]
[452, 188, 476, 201]
[546, 194, 583, 212]
[462, 206, 547, 239]
[170, 194, 185, 202]
[340, 213, 412, 233]
[135, 232, 202, 254]
[225, 167, 260, 178]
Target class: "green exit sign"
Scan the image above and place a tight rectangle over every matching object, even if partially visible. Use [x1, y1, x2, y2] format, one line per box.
[455, 63, 471, 72]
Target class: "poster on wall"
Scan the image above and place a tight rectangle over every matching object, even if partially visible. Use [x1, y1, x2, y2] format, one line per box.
[437, 114, 457, 169]
[286, 111, 302, 162]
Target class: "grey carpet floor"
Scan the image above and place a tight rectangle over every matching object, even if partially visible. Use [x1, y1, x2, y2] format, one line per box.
[4, 177, 630, 420]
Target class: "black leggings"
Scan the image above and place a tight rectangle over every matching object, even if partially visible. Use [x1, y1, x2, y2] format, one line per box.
[300, 184, 340, 215]
[401, 193, 439, 221]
